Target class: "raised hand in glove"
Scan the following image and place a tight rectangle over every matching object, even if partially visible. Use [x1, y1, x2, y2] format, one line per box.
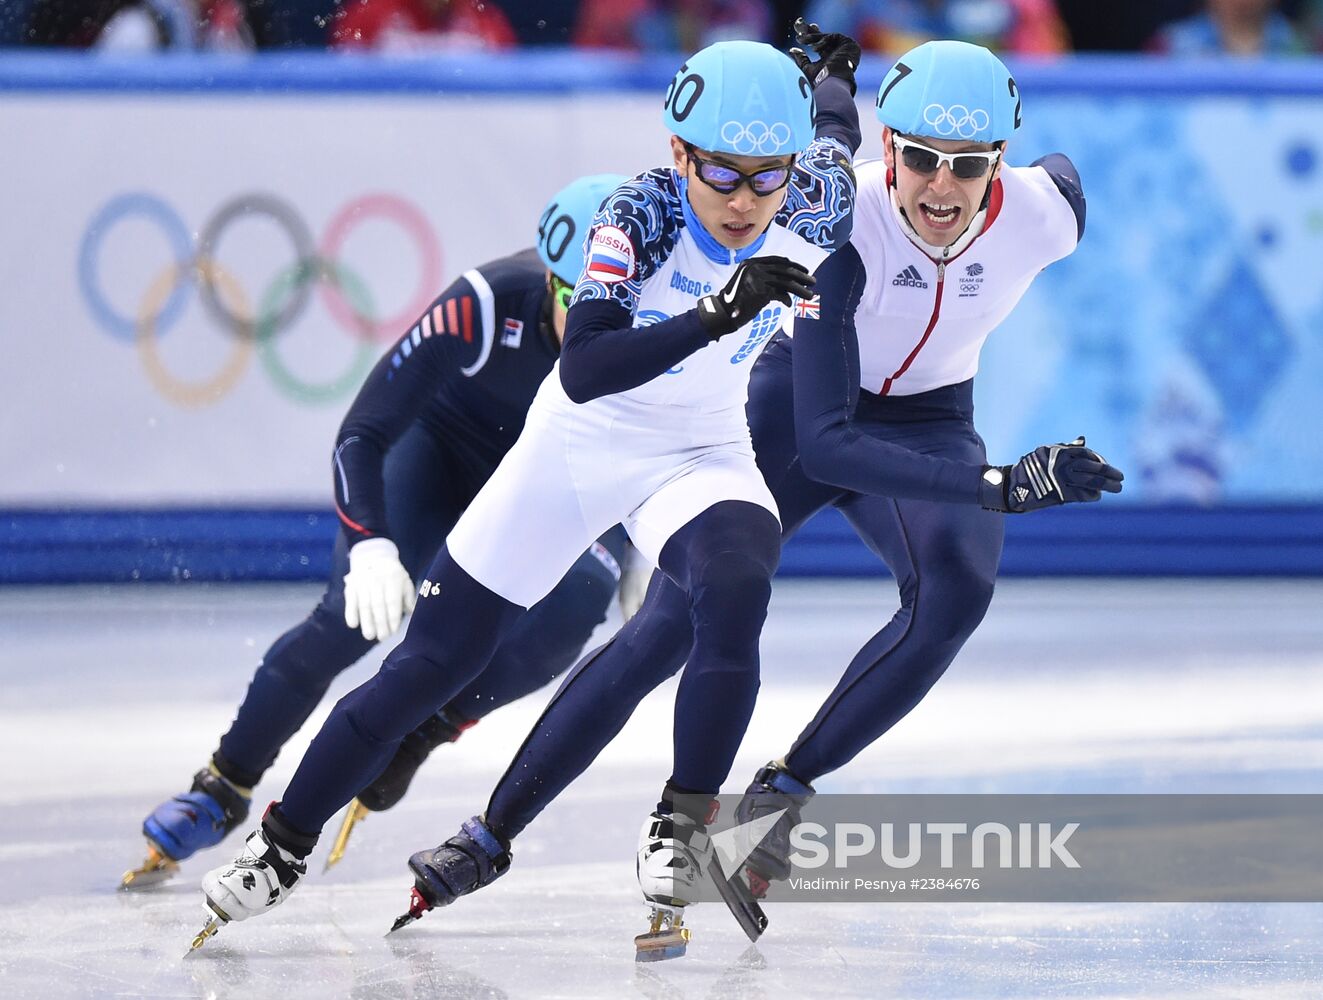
[697, 255, 816, 340]
[979, 436, 1125, 513]
[788, 17, 862, 96]
[343, 537, 417, 641]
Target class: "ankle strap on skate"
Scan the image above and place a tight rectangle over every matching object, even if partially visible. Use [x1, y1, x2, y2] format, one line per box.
[190, 768, 252, 829]
[659, 782, 720, 827]
[461, 817, 511, 866]
[753, 762, 815, 802]
[262, 803, 320, 860]
[647, 813, 712, 856]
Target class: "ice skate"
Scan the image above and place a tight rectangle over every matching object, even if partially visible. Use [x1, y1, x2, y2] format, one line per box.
[325, 708, 471, 872]
[121, 766, 251, 890]
[191, 813, 312, 950]
[634, 809, 712, 961]
[733, 761, 815, 895]
[388, 816, 511, 934]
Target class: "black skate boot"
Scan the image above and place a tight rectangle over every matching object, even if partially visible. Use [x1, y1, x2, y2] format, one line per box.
[324, 707, 472, 872]
[388, 816, 511, 933]
[734, 760, 815, 898]
[360, 707, 471, 811]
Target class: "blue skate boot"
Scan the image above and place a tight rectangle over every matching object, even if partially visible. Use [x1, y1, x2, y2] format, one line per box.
[121, 765, 252, 889]
[387, 816, 511, 933]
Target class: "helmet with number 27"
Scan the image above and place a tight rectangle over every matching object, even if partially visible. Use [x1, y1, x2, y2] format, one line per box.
[875, 39, 1021, 145]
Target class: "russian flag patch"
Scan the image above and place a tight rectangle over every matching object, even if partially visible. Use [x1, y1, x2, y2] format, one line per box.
[584, 225, 635, 283]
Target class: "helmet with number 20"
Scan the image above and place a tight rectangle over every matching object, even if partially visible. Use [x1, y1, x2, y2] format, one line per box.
[662, 40, 815, 158]
[875, 40, 1021, 145]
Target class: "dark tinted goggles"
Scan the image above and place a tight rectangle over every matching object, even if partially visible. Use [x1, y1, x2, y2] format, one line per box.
[685, 144, 794, 197]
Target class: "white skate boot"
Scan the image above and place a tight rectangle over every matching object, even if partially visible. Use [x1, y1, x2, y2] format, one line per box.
[190, 828, 308, 951]
[634, 809, 713, 961]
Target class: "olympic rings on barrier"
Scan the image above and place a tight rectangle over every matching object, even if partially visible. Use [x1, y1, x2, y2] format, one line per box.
[80, 193, 194, 342]
[79, 190, 444, 406]
[136, 259, 253, 408]
[196, 193, 315, 341]
[319, 193, 443, 341]
[256, 258, 378, 405]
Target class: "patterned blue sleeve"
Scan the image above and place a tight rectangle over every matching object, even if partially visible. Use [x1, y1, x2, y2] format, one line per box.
[571, 169, 681, 317]
[779, 135, 857, 253]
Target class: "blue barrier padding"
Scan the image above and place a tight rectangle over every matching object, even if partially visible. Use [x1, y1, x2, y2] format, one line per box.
[3, 506, 1321, 583]
[0, 51, 1321, 96]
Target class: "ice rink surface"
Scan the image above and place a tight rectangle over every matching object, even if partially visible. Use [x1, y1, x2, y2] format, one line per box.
[2, 578, 1322, 999]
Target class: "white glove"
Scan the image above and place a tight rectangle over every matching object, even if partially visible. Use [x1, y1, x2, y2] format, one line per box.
[617, 545, 653, 622]
[343, 537, 416, 642]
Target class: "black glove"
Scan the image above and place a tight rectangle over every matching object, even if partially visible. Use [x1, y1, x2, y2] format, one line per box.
[697, 255, 816, 340]
[788, 18, 862, 97]
[979, 436, 1125, 513]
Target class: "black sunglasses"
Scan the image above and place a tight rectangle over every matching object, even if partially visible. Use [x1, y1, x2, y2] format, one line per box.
[893, 134, 1001, 180]
[684, 144, 794, 197]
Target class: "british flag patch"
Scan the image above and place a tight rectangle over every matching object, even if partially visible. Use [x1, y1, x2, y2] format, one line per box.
[793, 294, 821, 319]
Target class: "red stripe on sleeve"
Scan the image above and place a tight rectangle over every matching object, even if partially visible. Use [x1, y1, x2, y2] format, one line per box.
[334, 501, 373, 539]
[461, 296, 473, 343]
[446, 298, 459, 336]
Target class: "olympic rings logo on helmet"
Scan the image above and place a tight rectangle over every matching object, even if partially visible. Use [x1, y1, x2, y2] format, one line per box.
[78, 191, 443, 407]
[921, 103, 991, 140]
[718, 120, 792, 156]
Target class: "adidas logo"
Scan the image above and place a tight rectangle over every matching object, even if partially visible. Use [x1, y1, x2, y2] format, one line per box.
[891, 265, 929, 289]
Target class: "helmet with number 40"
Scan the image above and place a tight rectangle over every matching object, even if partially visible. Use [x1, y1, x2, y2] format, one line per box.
[537, 174, 628, 286]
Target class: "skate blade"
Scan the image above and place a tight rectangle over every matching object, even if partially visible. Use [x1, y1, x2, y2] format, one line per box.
[706, 855, 768, 942]
[324, 799, 370, 873]
[385, 886, 432, 936]
[120, 843, 179, 891]
[634, 927, 690, 962]
[185, 913, 225, 956]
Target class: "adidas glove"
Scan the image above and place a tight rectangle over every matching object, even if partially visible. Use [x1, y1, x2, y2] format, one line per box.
[979, 436, 1125, 514]
[788, 18, 862, 97]
[697, 255, 816, 340]
[343, 537, 417, 641]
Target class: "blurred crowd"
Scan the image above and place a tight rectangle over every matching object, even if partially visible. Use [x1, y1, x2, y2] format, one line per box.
[2, 0, 1321, 54]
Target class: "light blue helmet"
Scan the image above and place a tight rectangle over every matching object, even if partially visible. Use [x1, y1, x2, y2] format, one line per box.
[662, 40, 814, 158]
[875, 40, 1021, 144]
[537, 173, 627, 285]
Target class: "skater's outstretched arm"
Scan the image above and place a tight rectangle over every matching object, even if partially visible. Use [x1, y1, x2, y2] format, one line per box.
[791, 242, 986, 503]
